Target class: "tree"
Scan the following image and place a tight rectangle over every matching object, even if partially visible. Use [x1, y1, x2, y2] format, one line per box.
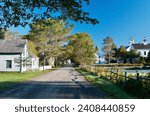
[146, 51, 150, 63]
[126, 50, 140, 63]
[0, 0, 99, 28]
[4, 29, 20, 40]
[0, 29, 20, 39]
[116, 45, 127, 63]
[24, 19, 73, 66]
[27, 40, 38, 56]
[14, 57, 32, 72]
[102, 36, 116, 63]
[95, 46, 99, 52]
[67, 33, 96, 66]
[0, 29, 4, 39]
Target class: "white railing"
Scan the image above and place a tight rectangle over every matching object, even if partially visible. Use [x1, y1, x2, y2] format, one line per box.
[39, 65, 52, 71]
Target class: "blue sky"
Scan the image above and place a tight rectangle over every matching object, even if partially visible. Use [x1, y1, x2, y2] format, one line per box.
[10, 0, 150, 51]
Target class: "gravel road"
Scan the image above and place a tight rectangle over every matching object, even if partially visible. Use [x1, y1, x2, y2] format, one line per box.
[0, 67, 106, 99]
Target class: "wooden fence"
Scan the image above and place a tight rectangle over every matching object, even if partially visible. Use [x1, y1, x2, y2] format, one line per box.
[107, 68, 149, 88]
[81, 65, 150, 88]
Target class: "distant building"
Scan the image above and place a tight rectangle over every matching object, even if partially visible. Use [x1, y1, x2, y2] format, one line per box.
[126, 39, 150, 58]
[95, 53, 106, 64]
[0, 39, 39, 72]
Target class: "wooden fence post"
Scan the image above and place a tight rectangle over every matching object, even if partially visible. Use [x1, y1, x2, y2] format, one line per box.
[98, 67, 100, 77]
[116, 69, 119, 82]
[110, 67, 113, 80]
[136, 72, 141, 87]
[106, 68, 108, 77]
[124, 72, 127, 88]
[95, 65, 97, 75]
[136, 72, 140, 81]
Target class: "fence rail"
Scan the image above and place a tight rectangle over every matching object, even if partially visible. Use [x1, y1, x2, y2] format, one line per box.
[81, 65, 150, 88]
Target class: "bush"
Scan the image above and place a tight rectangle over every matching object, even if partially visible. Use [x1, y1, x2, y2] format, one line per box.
[116, 74, 124, 88]
[125, 79, 141, 95]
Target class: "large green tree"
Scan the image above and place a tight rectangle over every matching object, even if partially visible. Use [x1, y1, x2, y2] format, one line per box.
[126, 49, 140, 63]
[0, 0, 99, 28]
[24, 19, 73, 65]
[67, 33, 96, 66]
[146, 51, 150, 63]
[102, 36, 117, 63]
[116, 45, 127, 63]
[27, 40, 38, 56]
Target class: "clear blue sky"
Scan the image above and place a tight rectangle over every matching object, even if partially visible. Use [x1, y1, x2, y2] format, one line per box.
[10, 0, 150, 51]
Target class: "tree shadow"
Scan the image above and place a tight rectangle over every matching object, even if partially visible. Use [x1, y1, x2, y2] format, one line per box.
[0, 80, 107, 99]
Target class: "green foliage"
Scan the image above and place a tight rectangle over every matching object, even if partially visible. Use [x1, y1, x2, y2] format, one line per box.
[146, 51, 150, 63]
[0, 29, 20, 39]
[76, 68, 134, 98]
[27, 40, 38, 56]
[116, 45, 127, 58]
[0, 29, 4, 39]
[126, 49, 141, 63]
[0, 0, 99, 28]
[82, 65, 150, 98]
[67, 33, 96, 66]
[25, 19, 73, 64]
[126, 49, 140, 59]
[0, 70, 55, 91]
[116, 45, 142, 64]
[124, 78, 150, 98]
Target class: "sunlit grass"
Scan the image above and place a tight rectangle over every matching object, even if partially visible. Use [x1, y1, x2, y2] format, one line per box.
[76, 68, 136, 99]
[0, 69, 56, 91]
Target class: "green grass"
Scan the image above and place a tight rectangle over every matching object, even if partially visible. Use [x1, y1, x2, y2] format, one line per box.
[0, 69, 56, 91]
[76, 68, 136, 99]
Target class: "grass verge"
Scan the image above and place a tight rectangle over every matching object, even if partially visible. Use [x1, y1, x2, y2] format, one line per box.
[0, 68, 57, 91]
[76, 68, 136, 99]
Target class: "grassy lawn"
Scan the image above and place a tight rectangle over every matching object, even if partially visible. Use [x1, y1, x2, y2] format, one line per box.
[76, 68, 136, 99]
[0, 69, 56, 91]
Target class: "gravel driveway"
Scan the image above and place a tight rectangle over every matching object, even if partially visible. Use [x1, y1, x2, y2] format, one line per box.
[0, 67, 106, 99]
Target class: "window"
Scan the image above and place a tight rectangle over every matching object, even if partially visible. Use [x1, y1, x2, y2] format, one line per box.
[6, 60, 12, 68]
[144, 51, 147, 56]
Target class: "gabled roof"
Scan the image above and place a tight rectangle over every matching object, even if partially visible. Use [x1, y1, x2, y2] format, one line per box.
[132, 44, 150, 50]
[0, 39, 27, 53]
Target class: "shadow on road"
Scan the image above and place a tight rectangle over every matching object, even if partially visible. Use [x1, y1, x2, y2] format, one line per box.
[0, 80, 106, 99]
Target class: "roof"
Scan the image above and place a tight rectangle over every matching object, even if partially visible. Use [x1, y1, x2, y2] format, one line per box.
[132, 43, 150, 49]
[125, 46, 129, 49]
[0, 39, 27, 53]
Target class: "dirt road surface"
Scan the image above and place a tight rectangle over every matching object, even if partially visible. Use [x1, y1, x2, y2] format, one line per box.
[0, 67, 106, 99]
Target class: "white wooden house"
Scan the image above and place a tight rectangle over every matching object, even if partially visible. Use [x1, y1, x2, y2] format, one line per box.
[0, 39, 39, 72]
[95, 53, 106, 64]
[126, 39, 150, 58]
